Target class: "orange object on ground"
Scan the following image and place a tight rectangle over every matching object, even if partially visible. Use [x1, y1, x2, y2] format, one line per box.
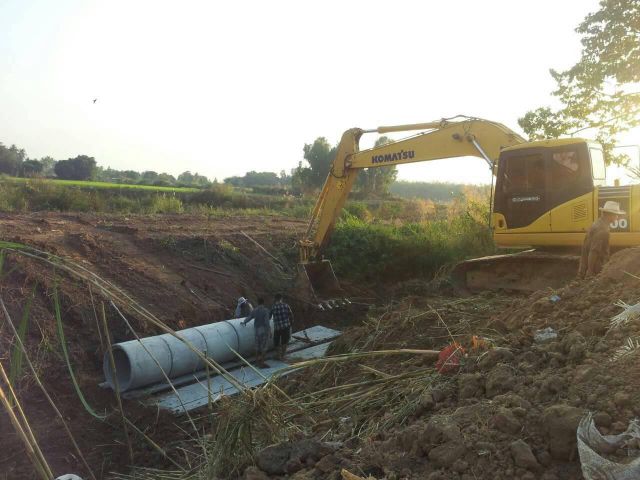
[436, 342, 465, 374]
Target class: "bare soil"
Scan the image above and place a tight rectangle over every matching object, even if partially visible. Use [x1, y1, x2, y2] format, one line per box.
[0, 212, 355, 480]
[3, 212, 640, 480]
[260, 248, 640, 480]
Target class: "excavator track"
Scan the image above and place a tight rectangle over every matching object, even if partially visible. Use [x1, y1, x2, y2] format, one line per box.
[451, 250, 580, 292]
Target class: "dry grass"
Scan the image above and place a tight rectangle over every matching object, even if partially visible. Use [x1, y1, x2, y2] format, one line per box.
[0, 240, 506, 479]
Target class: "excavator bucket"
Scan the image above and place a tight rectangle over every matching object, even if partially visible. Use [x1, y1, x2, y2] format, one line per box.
[297, 260, 343, 302]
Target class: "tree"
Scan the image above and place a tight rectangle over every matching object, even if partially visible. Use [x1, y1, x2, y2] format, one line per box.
[519, 0, 640, 162]
[54, 155, 97, 180]
[177, 171, 210, 187]
[223, 171, 282, 188]
[357, 136, 398, 196]
[178, 171, 195, 185]
[121, 170, 141, 183]
[291, 137, 337, 190]
[21, 159, 43, 177]
[141, 171, 159, 184]
[0, 143, 26, 176]
[39, 156, 56, 176]
[304, 137, 337, 188]
[192, 173, 210, 187]
[291, 161, 312, 192]
[154, 172, 176, 186]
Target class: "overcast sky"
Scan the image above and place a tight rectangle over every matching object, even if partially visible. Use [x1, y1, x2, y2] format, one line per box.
[4, 0, 633, 184]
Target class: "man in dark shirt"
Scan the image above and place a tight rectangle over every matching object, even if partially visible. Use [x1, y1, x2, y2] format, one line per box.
[270, 294, 294, 360]
[242, 297, 271, 367]
[578, 201, 624, 278]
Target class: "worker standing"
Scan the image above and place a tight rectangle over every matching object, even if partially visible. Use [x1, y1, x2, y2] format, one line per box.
[578, 201, 625, 278]
[270, 293, 294, 360]
[235, 296, 253, 318]
[241, 297, 271, 367]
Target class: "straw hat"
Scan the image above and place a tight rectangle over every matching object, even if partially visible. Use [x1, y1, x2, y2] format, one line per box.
[599, 200, 625, 215]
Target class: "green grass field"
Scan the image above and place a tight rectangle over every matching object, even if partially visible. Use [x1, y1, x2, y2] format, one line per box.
[1, 176, 199, 192]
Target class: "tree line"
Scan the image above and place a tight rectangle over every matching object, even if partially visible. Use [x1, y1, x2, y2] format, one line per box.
[0, 136, 398, 196]
[0, 143, 214, 187]
[0, 137, 471, 199]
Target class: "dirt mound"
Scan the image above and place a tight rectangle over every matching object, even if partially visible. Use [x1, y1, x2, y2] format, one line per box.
[241, 250, 640, 480]
[601, 247, 640, 282]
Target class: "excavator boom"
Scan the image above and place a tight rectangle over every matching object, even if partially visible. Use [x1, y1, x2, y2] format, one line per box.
[302, 117, 524, 261]
[299, 116, 524, 298]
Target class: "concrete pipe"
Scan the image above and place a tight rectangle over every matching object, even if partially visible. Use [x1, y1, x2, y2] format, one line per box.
[103, 318, 273, 392]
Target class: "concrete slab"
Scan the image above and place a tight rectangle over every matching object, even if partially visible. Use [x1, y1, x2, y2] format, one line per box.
[151, 340, 336, 414]
[113, 324, 342, 414]
[286, 342, 333, 361]
[292, 326, 341, 343]
[150, 359, 290, 414]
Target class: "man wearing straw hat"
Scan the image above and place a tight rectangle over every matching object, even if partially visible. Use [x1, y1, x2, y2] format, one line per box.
[578, 200, 625, 278]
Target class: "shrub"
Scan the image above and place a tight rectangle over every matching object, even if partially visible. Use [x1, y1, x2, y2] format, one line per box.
[401, 198, 436, 222]
[146, 194, 184, 214]
[343, 201, 372, 222]
[188, 184, 235, 206]
[374, 200, 404, 220]
[326, 200, 494, 282]
[287, 203, 313, 219]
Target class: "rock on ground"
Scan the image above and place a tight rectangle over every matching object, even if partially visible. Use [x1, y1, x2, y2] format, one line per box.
[510, 439, 540, 471]
[257, 439, 333, 475]
[542, 405, 584, 460]
[428, 441, 466, 468]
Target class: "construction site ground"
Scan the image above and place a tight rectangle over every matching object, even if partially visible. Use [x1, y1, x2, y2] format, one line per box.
[2, 212, 640, 480]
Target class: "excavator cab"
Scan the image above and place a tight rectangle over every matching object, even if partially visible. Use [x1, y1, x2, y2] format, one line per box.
[492, 139, 600, 233]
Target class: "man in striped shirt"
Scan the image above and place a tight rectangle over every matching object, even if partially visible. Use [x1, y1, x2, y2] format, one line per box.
[270, 294, 294, 360]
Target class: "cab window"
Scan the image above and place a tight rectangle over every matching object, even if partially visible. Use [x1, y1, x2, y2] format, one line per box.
[550, 150, 582, 190]
[502, 153, 545, 193]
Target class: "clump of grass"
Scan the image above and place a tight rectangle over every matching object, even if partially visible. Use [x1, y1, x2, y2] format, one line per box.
[146, 194, 184, 214]
[201, 387, 293, 478]
[8, 285, 36, 387]
[612, 336, 640, 361]
[342, 201, 373, 222]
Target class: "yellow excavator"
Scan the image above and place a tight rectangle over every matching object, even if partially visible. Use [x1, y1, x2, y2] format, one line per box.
[299, 116, 638, 296]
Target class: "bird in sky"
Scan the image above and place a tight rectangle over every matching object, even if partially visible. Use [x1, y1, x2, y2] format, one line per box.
[92, 98, 97, 104]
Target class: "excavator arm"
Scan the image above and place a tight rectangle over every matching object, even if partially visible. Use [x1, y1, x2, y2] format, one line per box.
[300, 117, 525, 263]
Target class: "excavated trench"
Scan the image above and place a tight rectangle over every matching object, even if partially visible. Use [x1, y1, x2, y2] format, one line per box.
[4, 212, 640, 480]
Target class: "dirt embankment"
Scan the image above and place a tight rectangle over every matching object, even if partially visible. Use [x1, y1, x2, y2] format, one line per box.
[245, 249, 640, 480]
[0, 212, 332, 479]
